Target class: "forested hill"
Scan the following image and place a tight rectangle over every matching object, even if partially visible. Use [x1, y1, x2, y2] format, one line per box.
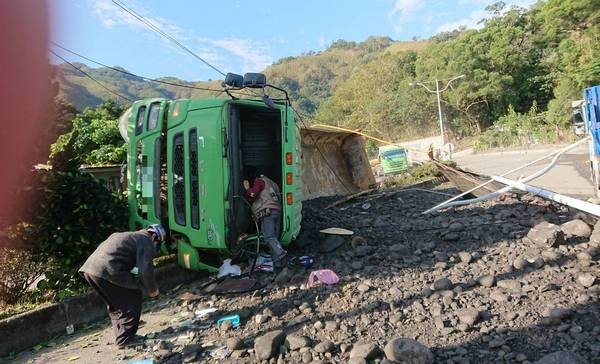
[53, 37, 428, 112]
[55, 0, 598, 147]
[53, 63, 225, 111]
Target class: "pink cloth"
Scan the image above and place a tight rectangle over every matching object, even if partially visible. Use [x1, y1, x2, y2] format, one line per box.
[306, 269, 340, 288]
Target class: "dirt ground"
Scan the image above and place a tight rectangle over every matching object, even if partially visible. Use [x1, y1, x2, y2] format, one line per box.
[7, 181, 600, 364]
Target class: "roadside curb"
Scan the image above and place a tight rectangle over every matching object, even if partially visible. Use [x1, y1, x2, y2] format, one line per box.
[0, 262, 203, 358]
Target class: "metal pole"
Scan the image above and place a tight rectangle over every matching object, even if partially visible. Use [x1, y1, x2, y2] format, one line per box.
[436, 79, 445, 149]
[492, 175, 600, 217]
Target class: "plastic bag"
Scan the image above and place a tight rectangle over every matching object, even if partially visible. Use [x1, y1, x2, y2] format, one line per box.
[306, 269, 340, 288]
[218, 259, 241, 278]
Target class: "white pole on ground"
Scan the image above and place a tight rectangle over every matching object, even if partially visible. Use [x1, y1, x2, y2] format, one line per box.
[491, 175, 600, 217]
[422, 136, 590, 214]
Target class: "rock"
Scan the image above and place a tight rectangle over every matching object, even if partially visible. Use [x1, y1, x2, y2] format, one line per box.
[488, 338, 505, 349]
[433, 277, 453, 291]
[529, 256, 545, 269]
[285, 335, 311, 350]
[219, 319, 233, 333]
[182, 343, 201, 360]
[576, 252, 592, 261]
[349, 358, 368, 364]
[513, 257, 528, 270]
[449, 222, 465, 232]
[497, 279, 521, 292]
[354, 245, 373, 257]
[351, 261, 364, 270]
[443, 232, 460, 242]
[350, 342, 380, 359]
[458, 252, 472, 264]
[458, 309, 480, 327]
[527, 222, 565, 247]
[321, 235, 345, 253]
[226, 338, 243, 351]
[357, 284, 371, 293]
[477, 275, 496, 288]
[545, 307, 573, 320]
[490, 291, 509, 302]
[254, 314, 269, 325]
[390, 243, 411, 255]
[561, 219, 592, 239]
[390, 287, 403, 297]
[325, 320, 339, 331]
[254, 330, 286, 360]
[314, 340, 335, 353]
[577, 273, 596, 287]
[534, 351, 585, 364]
[383, 337, 433, 364]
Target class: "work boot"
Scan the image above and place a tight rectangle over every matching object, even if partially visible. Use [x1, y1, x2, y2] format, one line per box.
[117, 334, 146, 349]
[273, 252, 288, 269]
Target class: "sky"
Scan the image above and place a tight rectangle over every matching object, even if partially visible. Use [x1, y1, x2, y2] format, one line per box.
[50, 0, 536, 81]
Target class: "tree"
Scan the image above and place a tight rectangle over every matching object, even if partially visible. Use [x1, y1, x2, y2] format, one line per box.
[50, 100, 127, 167]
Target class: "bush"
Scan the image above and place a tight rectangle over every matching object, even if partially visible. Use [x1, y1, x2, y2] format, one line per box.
[410, 162, 442, 179]
[0, 247, 46, 305]
[474, 103, 565, 151]
[0, 170, 128, 301]
[22, 170, 128, 294]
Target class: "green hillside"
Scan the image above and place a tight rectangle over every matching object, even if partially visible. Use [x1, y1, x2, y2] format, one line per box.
[55, 36, 427, 113]
[54, 63, 226, 111]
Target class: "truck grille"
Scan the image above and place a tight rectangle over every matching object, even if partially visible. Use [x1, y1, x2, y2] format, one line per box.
[189, 129, 199, 229]
[173, 133, 186, 226]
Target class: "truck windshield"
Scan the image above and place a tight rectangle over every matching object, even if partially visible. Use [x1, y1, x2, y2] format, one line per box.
[382, 149, 405, 158]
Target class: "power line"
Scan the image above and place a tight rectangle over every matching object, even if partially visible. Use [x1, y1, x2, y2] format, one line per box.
[49, 49, 133, 102]
[111, 0, 226, 77]
[50, 42, 260, 99]
[51, 41, 223, 94]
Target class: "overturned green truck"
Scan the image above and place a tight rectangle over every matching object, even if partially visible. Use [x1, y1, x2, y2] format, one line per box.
[119, 74, 374, 271]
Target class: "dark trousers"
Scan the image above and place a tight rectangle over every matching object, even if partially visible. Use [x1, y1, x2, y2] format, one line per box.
[261, 210, 285, 260]
[82, 273, 142, 346]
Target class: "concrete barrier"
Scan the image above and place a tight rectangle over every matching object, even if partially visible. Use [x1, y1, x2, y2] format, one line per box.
[0, 262, 203, 357]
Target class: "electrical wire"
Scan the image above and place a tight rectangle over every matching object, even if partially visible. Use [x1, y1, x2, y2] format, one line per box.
[50, 42, 261, 100]
[52, 41, 224, 94]
[111, 0, 226, 77]
[49, 49, 133, 102]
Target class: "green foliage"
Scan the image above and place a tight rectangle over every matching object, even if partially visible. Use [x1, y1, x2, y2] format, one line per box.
[381, 161, 442, 188]
[50, 100, 127, 167]
[16, 170, 128, 293]
[0, 247, 46, 305]
[473, 103, 559, 150]
[410, 162, 443, 179]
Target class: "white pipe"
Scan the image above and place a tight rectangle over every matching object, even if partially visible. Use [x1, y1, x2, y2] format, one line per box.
[491, 175, 600, 217]
[422, 137, 590, 214]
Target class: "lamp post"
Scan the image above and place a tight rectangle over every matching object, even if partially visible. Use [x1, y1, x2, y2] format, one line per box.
[410, 74, 465, 158]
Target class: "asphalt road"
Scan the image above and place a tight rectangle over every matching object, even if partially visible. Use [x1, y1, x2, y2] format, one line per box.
[454, 143, 594, 199]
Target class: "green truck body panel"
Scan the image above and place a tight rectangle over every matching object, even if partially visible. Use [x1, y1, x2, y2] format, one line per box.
[127, 97, 302, 270]
[378, 145, 408, 174]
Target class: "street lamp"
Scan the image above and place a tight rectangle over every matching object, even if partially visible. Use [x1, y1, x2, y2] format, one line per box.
[410, 74, 465, 157]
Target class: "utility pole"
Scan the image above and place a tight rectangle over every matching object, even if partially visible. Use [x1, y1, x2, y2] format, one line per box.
[410, 74, 465, 159]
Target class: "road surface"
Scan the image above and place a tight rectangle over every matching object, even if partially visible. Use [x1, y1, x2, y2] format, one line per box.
[454, 143, 594, 199]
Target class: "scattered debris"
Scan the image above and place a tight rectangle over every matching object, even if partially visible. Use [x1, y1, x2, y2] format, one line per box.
[319, 227, 354, 235]
[306, 269, 340, 288]
[217, 259, 241, 278]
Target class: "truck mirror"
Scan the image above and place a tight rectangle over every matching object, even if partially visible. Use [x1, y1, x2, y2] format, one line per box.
[243, 73, 267, 88]
[224, 73, 243, 87]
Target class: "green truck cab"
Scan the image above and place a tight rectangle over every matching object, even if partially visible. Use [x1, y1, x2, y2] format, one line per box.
[378, 145, 408, 175]
[123, 77, 302, 271]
